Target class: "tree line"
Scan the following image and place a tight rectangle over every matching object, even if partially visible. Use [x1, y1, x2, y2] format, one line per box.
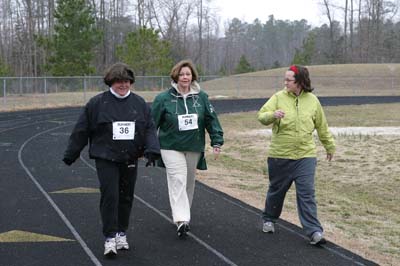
[0, 0, 399, 77]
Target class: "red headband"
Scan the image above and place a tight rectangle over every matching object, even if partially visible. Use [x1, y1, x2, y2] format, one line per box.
[289, 65, 299, 74]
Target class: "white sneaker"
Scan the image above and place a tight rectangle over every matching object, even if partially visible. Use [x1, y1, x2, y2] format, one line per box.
[310, 231, 326, 245]
[116, 232, 129, 250]
[262, 221, 275, 233]
[104, 237, 117, 256]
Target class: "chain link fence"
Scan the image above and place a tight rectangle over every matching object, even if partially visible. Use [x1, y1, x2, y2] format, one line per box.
[1, 75, 399, 112]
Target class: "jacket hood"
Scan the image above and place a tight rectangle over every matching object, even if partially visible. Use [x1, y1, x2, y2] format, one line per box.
[171, 81, 201, 96]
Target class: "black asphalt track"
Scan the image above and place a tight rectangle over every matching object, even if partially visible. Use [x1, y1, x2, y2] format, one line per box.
[2, 96, 395, 266]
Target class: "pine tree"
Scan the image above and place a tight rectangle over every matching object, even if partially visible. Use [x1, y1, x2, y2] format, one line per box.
[234, 55, 254, 74]
[0, 59, 11, 76]
[46, 0, 101, 76]
[116, 27, 173, 76]
[292, 32, 315, 65]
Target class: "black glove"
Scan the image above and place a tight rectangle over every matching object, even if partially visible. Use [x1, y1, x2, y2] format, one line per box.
[145, 153, 159, 167]
[63, 157, 74, 166]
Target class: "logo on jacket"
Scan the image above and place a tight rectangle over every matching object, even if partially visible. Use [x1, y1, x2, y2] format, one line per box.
[192, 95, 201, 108]
[209, 104, 215, 113]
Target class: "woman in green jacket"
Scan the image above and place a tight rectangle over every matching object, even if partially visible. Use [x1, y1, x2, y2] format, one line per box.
[257, 65, 335, 245]
[152, 60, 224, 238]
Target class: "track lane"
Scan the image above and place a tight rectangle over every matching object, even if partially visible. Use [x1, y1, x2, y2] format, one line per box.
[0, 118, 95, 266]
[0, 102, 382, 266]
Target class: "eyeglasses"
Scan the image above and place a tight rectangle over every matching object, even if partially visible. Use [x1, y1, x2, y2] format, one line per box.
[284, 78, 295, 82]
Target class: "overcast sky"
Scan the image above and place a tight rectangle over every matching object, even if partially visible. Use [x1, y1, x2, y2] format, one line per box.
[213, 0, 328, 27]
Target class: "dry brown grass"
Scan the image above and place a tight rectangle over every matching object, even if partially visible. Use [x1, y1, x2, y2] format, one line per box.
[0, 91, 159, 112]
[202, 63, 400, 98]
[1, 63, 400, 112]
[198, 103, 400, 266]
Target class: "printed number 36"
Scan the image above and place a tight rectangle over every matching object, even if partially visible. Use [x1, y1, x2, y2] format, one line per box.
[120, 127, 129, 134]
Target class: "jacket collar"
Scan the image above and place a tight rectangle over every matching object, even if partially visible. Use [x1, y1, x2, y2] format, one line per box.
[170, 81, 201, 97]
[284, 87, 305, 98]
[109, 87, 131, 99]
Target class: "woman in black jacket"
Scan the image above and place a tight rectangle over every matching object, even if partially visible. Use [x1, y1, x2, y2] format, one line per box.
[63, 63, 160, 257]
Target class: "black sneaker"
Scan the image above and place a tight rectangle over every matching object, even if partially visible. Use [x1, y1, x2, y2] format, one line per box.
[177, 222, 190, 238]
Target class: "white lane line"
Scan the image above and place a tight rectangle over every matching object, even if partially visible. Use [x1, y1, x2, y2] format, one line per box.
[197, 184, 367, 266]
[80, 156, 238, 266]
[18, 124, 102, 266]
[0, 113, 77, 134]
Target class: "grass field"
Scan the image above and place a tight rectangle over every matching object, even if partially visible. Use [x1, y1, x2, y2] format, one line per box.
[1, 63, 400, 112]
[201, 63, 400, 98]
[198, 103, 400, 266]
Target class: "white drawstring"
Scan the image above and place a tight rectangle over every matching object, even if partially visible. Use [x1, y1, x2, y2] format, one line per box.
[183, 95, 189, 114]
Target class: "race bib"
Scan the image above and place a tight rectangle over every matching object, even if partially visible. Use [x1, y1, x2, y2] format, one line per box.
[112, 121, 135, 140]
[178, 114, 198, 131]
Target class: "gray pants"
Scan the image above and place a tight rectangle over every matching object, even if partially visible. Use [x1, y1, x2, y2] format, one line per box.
[262, 157, 322, 237]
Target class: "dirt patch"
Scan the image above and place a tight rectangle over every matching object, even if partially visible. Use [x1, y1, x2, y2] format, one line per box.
[251, 127, 400, 136]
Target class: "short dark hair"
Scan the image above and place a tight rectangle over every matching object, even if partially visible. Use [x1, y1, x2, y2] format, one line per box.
[170, 60, 198, 83]
[289, 65, 314, 92]
[104, 63, 135, 87]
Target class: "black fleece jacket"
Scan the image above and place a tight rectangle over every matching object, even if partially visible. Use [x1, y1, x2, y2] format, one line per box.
[64, 91, 160, 164]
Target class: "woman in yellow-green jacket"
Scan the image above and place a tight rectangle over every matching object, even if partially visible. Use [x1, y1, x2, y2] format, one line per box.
[257, 65, 335, 245]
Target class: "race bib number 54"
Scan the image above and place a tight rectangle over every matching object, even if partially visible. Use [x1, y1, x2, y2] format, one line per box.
[178, 114, 198, 131]
[113, 121, 135, 140]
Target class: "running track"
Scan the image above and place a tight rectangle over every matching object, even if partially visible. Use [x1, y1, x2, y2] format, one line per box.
[1, 97, 392, 266]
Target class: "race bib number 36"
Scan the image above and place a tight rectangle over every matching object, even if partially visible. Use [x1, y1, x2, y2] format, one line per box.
[113, 121, 135, 140]
[178, 114, 198, 131]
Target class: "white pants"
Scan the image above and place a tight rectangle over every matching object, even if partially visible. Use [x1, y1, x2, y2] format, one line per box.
[161, 149, 201, 223]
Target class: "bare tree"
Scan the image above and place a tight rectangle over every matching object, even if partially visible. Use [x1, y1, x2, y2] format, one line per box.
[195, 0, 203, 65]
[344, 0, 348, 59]
[349, 0, 354, 62]
[322, 0, 336, 62]
[149, 0, 194, 60]
[2, 0, 400, 76]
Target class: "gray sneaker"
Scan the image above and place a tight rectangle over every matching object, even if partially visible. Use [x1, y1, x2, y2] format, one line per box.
[310, 231, 326, 245]
[262, 221, 275, 233]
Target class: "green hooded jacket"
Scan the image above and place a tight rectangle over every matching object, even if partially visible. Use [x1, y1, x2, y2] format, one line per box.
[151, 81, 224, 169]
[257, 89, 335, 159]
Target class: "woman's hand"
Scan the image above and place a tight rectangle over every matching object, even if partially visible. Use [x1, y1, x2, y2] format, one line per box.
[274, 110, 285, 119]
[213, 146, 221, 160]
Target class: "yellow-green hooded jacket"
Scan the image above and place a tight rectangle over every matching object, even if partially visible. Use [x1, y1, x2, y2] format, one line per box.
[257, 89, 335, 159]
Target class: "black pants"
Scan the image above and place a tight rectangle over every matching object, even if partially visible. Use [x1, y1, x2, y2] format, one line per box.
[95, 158, 138, 238]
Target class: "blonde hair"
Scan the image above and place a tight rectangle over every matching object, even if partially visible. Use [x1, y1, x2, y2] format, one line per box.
[170, 60, 198, 83]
